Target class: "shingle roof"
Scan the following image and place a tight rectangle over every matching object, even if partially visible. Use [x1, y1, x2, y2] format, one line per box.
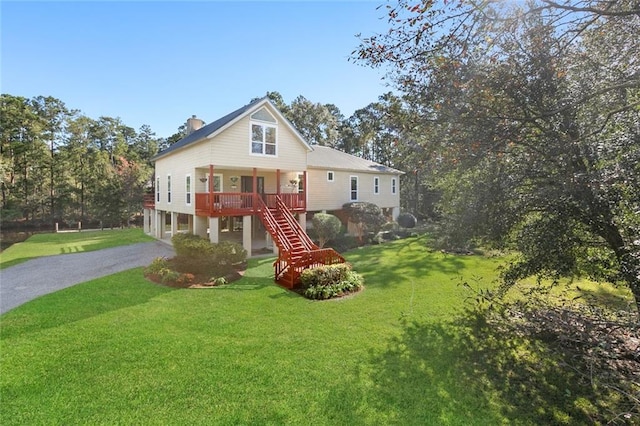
[152, 97, 311, 160]
[307, 145, 404, 175]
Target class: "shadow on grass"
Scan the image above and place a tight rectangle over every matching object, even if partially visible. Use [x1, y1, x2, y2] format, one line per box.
[577, 286, 634, 312]
[0, 269, 176, 340]
[345, 236, 469, 286]
[323, 313, 604, 424]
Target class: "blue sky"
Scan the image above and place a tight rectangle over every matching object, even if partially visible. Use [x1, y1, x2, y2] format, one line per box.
[2, 1, 394, 139]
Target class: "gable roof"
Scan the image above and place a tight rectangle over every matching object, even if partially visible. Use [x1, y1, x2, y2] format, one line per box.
[152, 97, 312, 161]
[307, 145, 404, 175]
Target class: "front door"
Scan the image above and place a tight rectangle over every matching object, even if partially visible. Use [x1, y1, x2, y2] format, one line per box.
[241, 176, 265, 236]
[241, 176, 264, 195]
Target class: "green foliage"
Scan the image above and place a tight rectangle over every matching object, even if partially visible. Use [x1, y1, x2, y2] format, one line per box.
[397, 212, 417, 229]
[299, 263, 364, 300]
[208, 276, 228, 286]
[0, 94, 160, 226]
[143, 257, 171, 276]
[353, 0, 640, 309]
[342, 201, 387, 243]
[311, 213, 342, 248]
[170, 233, 247, 276]
[329, 234, 360, 253]
[171, 233, 215, 258]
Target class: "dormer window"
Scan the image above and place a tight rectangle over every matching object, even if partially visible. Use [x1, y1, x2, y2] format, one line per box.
[250, 108, 277, 156]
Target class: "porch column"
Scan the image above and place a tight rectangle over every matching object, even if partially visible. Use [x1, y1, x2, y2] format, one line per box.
[150, 209, 156, 236]
[156, 210, 164, 239]
[193, 215, 208, 238]
[252, 167, 257, 212]
[297, 213, 306, 231]
[392, 206, 400, 221]
[209, 164, 215, 216]
[302, 170, 307, 210]
[143, 208, 151, 234]
[171, 212, 179, 237]
[242, 215, 252, 255]
[209, 217, 219, 243]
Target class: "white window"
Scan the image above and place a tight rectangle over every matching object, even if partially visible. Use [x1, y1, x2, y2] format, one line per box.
[350, 176, 358, 201]
[185, 175, 191, 205]
[391, 177, 397, 195]
[251, 123, 277, 156]
[205, 173, 223, 192]
[374, 176, 380, 195]
[327, 171, 334, 182]
[297, 173, 304, 194]
[156, 177, 160, 202]
[167, 174, 171, 204]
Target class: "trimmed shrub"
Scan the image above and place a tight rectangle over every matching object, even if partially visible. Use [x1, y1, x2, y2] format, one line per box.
[299, 263, 364, 300]
[342, 202, 387, 243]
[397, 212, 417, 229]
[171, 233, 247, 276]
[172, 233, 214, 258]
[312, 213, 342, 248]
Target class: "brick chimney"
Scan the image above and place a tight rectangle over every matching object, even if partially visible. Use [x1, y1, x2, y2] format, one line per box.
[186, 115, 204, 135]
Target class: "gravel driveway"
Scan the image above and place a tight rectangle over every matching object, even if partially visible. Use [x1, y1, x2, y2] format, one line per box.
[0, 241, 175, 315]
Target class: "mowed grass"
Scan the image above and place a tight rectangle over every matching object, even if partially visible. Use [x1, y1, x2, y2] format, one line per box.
[1, 236, 629, 424]
[0, 228, 154, 269]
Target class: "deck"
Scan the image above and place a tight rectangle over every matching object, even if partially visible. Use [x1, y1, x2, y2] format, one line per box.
[143, 192, 305, 217]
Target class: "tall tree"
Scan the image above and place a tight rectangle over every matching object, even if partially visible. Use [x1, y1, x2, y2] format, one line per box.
[30, 96, 72, 222]
[354, 0, 640, 309]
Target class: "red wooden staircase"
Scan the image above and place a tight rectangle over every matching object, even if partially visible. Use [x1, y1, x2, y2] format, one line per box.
[255, 195, 345, 288]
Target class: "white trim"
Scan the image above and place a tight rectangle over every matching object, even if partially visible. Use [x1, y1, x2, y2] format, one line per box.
[214, 173, 223, 192]
[249, 121, 278, 157]
[185, 174, 192, 206]
[167, 174, 172, 204]
[350, 175, 358, 201]
[208, 99, 312, 151]
[373, 176, 380, 195]
[205, 173, 224, 192]
[327, 171, 335, 182]
[153, 99, 312, 161]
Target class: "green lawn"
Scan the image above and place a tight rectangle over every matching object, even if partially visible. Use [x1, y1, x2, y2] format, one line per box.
[0, 236, 629, 424]
[0, 228, 154, 269]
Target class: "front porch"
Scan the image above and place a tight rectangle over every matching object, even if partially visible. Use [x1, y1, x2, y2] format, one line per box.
[193, 166, 307, 218]
[194, 192, 305, 217]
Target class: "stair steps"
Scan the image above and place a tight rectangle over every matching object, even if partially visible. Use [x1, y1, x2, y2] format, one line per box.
[255, 195, 345, 288]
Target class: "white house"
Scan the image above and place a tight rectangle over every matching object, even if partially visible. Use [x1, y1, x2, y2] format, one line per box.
[143, 97, 402, 285]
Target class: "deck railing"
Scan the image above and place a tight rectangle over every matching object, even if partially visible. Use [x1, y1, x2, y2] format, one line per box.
[195, 192, 305, 217]
[143, 194, 155, 209]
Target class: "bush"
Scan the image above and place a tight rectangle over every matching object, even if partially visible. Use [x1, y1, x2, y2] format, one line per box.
[312, 213, 342, 248]
[144, 257, 171, 275]
[299, 263, 364, 300]
[342, 202, 387, 243]
[330, 234, 360, 253]
[172, 233, 215, 258]
[397, 212, 417, 229]
[171, 233, 247, 276]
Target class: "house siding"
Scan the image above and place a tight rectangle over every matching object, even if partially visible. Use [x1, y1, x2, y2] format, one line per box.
[154, 104, 308, 214]
[307, 168, 400, 211]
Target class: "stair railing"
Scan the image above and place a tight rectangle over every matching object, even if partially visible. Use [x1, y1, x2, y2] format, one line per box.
[275, 196, 317, 252]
